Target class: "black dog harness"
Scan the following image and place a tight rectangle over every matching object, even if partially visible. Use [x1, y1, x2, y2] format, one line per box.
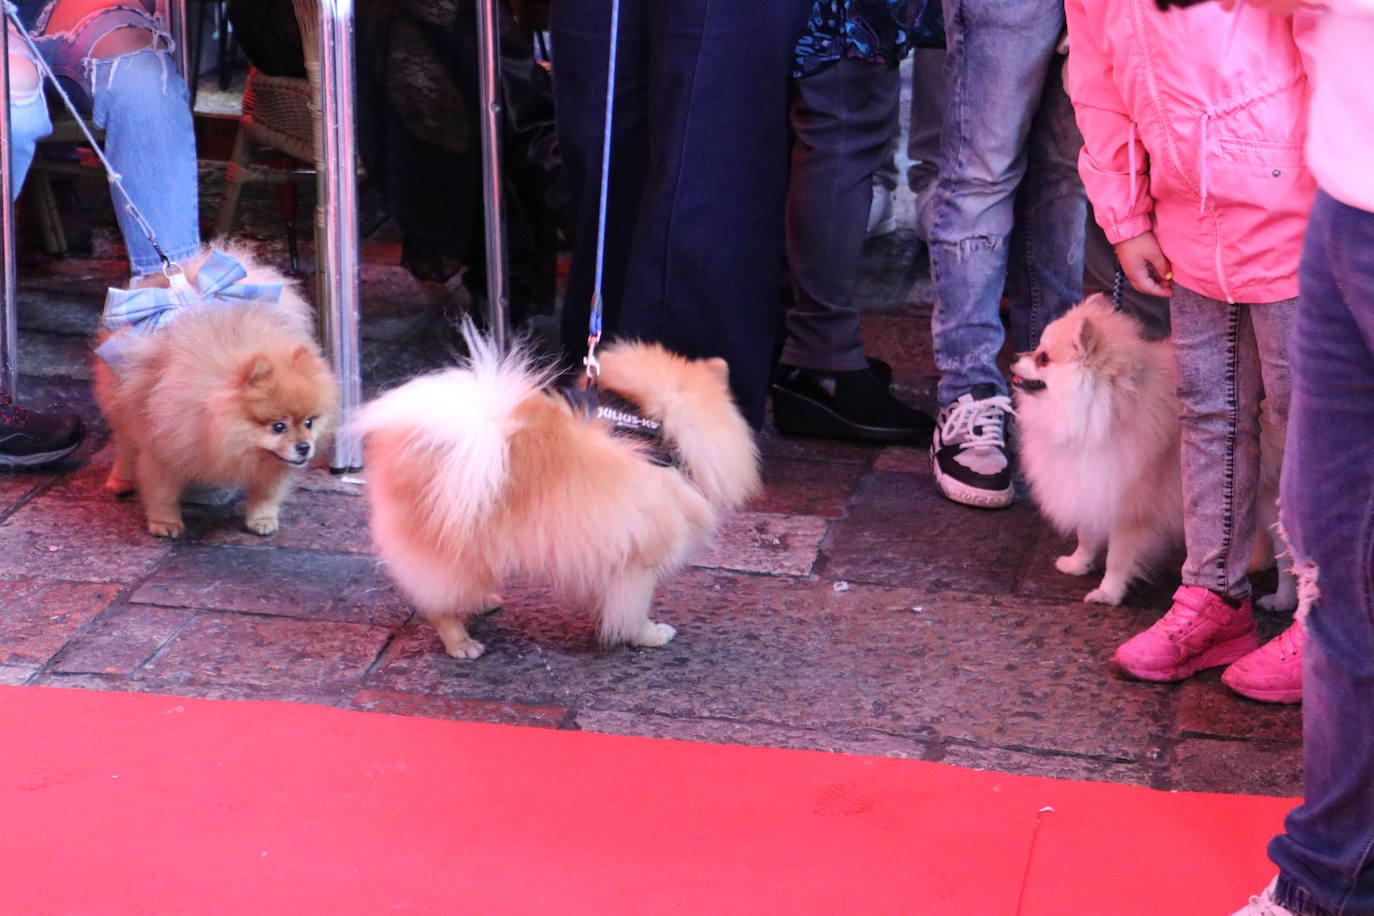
[556, 386, 679, 468]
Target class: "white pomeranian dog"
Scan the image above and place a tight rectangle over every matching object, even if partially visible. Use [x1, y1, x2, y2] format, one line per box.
[1011, 295, 1294, 609]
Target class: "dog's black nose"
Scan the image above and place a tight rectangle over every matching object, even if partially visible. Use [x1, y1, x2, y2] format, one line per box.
[295, 441, 311, 457]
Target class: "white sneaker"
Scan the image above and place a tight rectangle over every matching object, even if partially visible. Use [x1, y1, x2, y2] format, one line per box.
[866, 185, 898, 239]
[930, 384, 1014, 508]
[1230, 878, 1297, 916]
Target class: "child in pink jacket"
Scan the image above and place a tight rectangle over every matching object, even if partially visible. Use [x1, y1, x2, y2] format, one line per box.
[1064, 0, 1315, 702]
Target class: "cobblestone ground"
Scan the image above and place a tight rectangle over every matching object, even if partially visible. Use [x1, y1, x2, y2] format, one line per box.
[0, 168, 1302, 799]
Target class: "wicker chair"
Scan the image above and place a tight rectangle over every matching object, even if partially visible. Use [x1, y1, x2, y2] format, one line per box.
[213, 0, 348, 271]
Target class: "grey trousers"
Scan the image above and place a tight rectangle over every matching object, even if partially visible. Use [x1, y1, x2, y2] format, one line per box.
[782, 58, 901, 372]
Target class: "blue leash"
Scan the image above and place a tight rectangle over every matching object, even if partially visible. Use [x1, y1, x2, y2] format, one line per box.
[584, 0, 622, 386]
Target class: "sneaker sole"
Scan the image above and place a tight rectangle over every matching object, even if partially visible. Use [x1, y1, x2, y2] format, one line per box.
[930, 446, 1013, 509]
[1220, 669, 1302, 704]
[1114, 633, 1261, 683]
[771, 386, 933, 444]
[0, 442, 81, 468]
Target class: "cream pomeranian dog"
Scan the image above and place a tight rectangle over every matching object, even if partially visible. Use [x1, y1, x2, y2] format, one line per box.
[93, 247, 339, 538]
[1012, 295, 1294, 608]
[357, 330, 761, 659]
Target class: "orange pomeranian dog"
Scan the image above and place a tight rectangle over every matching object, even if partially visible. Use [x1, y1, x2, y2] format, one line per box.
[358, 329, 761, 659]
[93, 247, 339, 538]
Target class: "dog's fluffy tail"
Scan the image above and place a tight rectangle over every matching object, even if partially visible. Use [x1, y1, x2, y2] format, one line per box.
[356, 321, 553, 539]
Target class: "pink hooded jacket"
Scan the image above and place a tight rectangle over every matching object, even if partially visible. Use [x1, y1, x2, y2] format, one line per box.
[1064, 0, 1316, 303]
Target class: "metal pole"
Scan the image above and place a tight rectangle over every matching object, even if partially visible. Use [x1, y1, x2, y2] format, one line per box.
[1, 18, 18, 398]
[316, 0, 363, 472]
[475, 0, 508, 348]
[166, 0, 191, 81]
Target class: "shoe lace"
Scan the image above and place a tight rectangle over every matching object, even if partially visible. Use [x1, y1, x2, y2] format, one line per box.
[941, 395, 1013, 449]
[1151, 598, 1206, 640]
[1271, 622, 1306, 660]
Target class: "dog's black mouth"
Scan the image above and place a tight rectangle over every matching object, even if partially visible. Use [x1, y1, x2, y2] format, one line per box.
[1011, 376, 1046, 393]
[268, 452, 311, 467]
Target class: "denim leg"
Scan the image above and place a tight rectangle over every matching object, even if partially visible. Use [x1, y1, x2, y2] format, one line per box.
[551, 0, 651, 360]
[5, 68, 52, 198]
[1269, 191, 1374, 916]
[1006, 54, 1085, 354]
[782, 60, 899, 373]
[88, 47, 200, 275]
[1171, 285, 1264, 599]
[927, 0, 1065, 406]
[613, 0, 809, 428]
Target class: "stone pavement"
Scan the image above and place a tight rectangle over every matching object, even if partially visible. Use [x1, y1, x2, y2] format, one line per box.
[0, 177, 1303, 801]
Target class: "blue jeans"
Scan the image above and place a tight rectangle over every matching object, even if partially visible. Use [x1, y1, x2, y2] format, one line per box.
[1171, 286, 1294, 600]
[927, 0, 1084, 406]
[6, 4, 199, 275]
[551, 0, 810, 428]
[1268, 190, 1374, 916]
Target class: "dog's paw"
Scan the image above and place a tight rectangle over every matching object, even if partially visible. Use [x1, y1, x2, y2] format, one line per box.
[631, 620, 677, 648]
[444, 637, 487, 660]
[1055, 555, 1094, 577]
[147, 518, 184, 538]
[1258, 590, 1299, 613]
[1084, 585, 1125, 606]
[245, 514, 280, 536]
[104, 475, 136, 497]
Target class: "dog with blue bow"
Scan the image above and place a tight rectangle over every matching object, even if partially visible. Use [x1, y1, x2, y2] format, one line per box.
[93, 247, 339, 538]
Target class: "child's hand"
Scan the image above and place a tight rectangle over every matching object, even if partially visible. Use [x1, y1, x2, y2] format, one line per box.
[1115, 231, 1174, 298]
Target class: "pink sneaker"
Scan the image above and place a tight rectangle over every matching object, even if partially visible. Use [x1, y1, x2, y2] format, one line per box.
[1114, 586, 1260, 682]
[1222, 621, 1306, 704]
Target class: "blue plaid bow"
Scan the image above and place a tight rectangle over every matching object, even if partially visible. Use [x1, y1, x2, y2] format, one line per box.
[95, 250, 284, 371]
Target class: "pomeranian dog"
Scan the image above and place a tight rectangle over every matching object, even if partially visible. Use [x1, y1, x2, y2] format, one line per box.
[93, 247, 339, 538]
[358, 331, 761, 659]
[1011, 295, 1293, 608]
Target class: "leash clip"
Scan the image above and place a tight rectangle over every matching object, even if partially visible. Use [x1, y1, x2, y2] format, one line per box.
[583, 332, 602, 388]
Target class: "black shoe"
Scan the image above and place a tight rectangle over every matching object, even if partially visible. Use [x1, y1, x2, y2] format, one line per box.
[771, 363, 935, 444]
[0, 395, 85, 468]
[930, 384, 1013, 508]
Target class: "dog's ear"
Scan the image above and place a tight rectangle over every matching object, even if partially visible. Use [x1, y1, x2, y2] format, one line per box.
[241, 355, 274, 387]
[1074, 317, 1099, 359]
[704, 357, 729, 382]
[289, 344, 325, 373]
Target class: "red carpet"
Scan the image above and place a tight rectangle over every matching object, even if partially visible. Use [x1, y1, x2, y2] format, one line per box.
[0, 685, 1294, 914]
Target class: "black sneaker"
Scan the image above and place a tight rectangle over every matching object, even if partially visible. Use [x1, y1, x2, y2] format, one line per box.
[0, 395, 85, 468]
[771, 362, 935, 444]
[930, 383, 1013, 508]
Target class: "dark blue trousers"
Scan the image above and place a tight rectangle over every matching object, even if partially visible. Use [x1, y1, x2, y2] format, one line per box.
[551, 0, 811, 427]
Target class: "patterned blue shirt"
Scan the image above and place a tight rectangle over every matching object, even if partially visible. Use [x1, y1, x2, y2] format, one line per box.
[793, 0, 918, 79]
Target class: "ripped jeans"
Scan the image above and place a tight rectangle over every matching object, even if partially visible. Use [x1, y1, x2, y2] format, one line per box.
[1267, 190, 1374, 916]
[927, 0, 1085, 406]
[5, 0, 199, 275]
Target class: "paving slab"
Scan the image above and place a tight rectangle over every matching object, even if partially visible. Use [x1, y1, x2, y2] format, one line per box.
[932, 743, 1156, 788]
[754, 458, 869, 517]
[129, 545, 374, 620]
[1168, 738, 1303, 797]
[50, 604, 196, 676]
[0, 581, 121, 665]
[1174, 676, 1303, 743]
[0, 491, 174, 584]
[134, 611, 392, 691]
[692, 511, 827, 577]
[575, 709, 931, 758]
[349, 690, 569, 728]
[822, 470, 1044, 593]
[0, 664, 34, 685]
[200, 489, 374, 554]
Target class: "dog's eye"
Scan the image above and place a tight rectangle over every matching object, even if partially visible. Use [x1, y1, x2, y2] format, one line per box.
[304, 417, 314, 430]
[1036, 352, 1050, 366]
[271, 421, 287, 434]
